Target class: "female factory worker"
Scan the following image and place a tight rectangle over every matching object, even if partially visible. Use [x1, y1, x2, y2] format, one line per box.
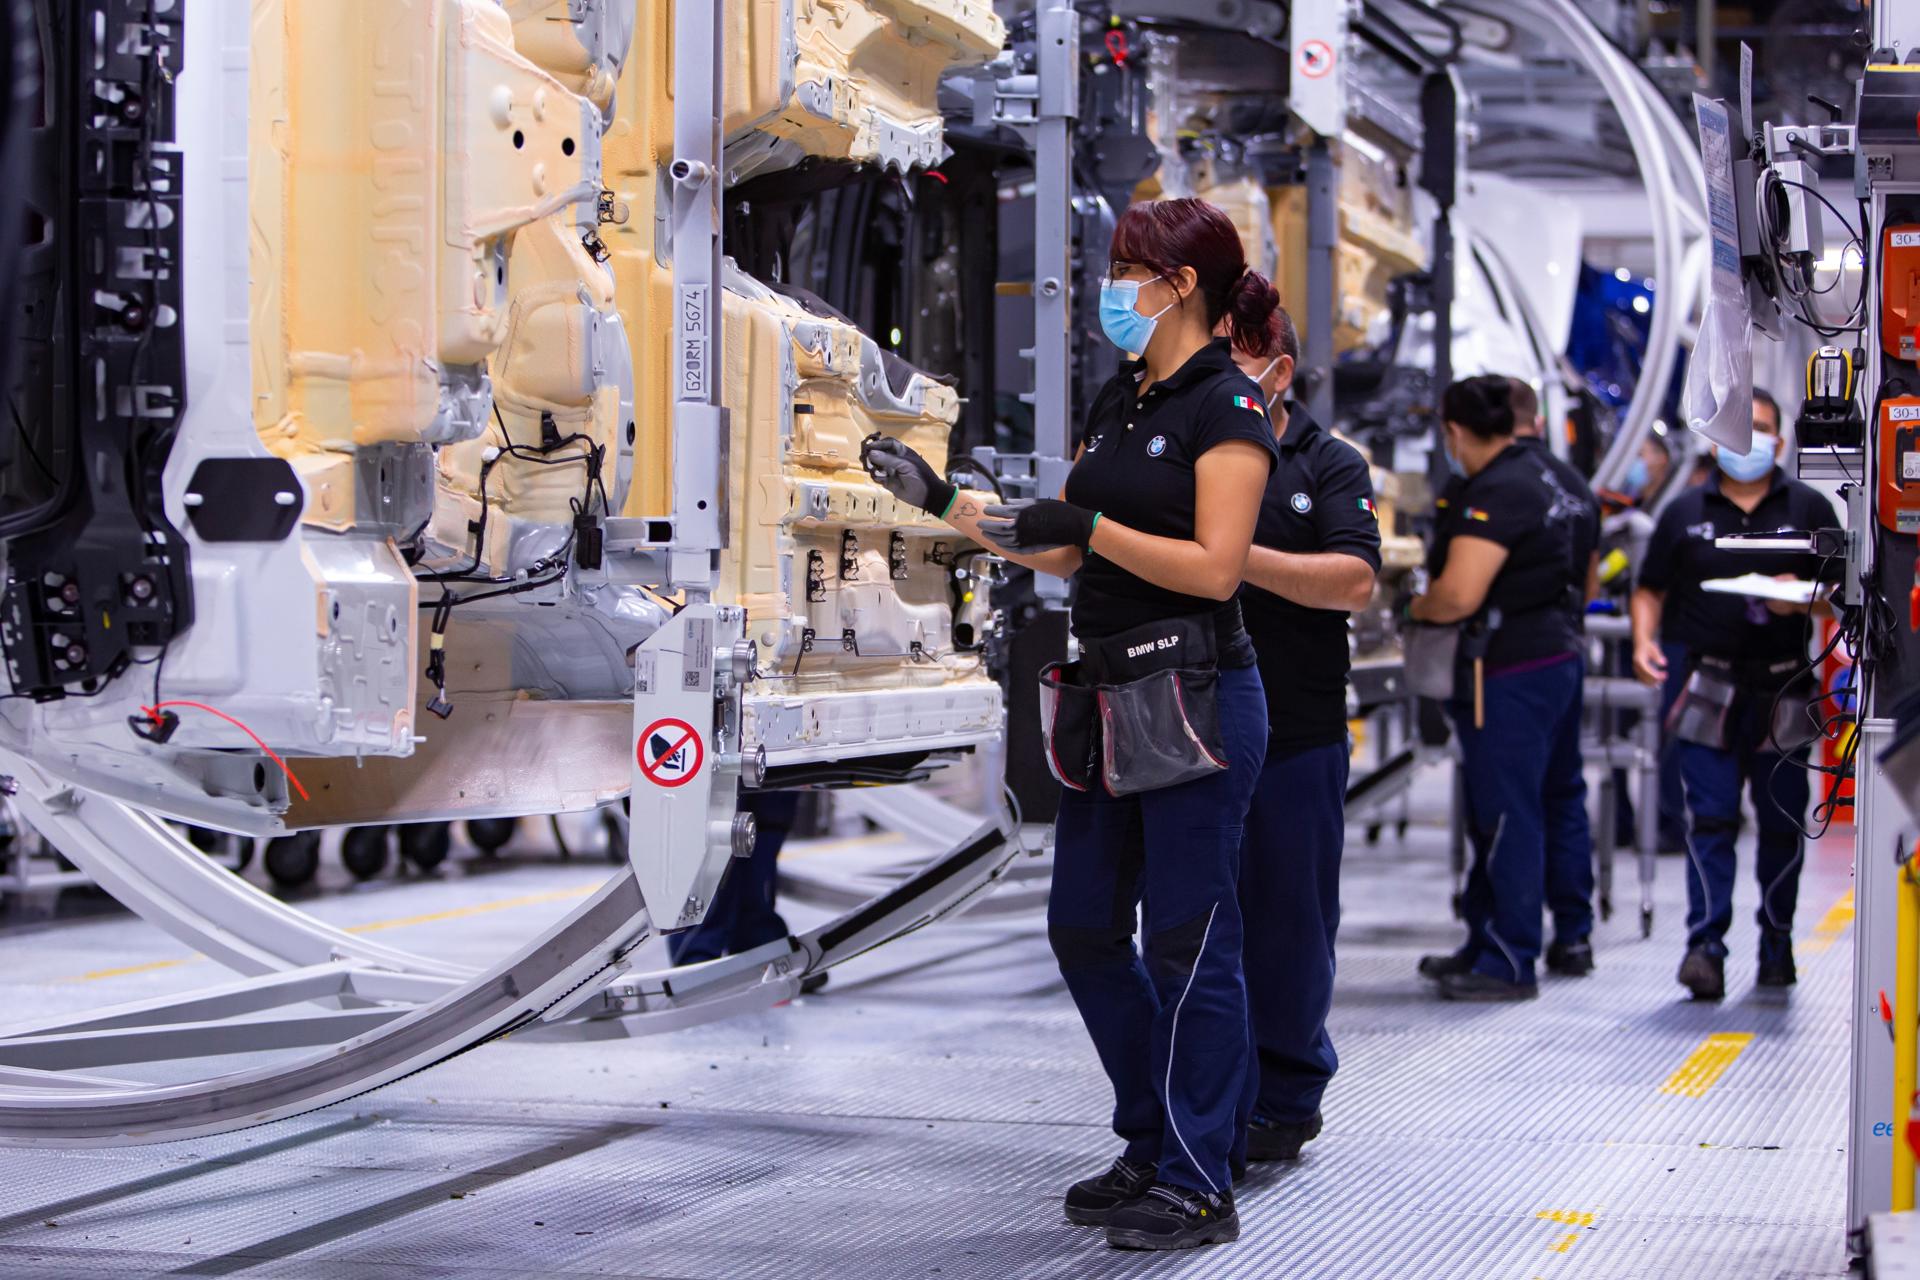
[1409, 375, 1582, 1002]
[1629, 397, 1839, 1000]
[861, 197, 1282, 1251]
[1225, 308, 1380, 1163]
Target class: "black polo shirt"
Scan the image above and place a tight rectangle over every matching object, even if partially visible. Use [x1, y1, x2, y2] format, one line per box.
[1429, 442, 1581, 670]
[1514, 435, 1601, 625]
[1064, 338, 1279, 647]
[1637, 468, 1842, 662]
[1239, 402, 1382, 754]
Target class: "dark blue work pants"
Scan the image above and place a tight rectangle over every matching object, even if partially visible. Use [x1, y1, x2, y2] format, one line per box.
[667, 791, 802, 965]
[1658, 640, 1691, 848]
[1237, 740, 1348, 1127]
[1675, 692, 1811, 955]
[1449, 655, 1591, 985]
[1048, 662, 1268, 1197]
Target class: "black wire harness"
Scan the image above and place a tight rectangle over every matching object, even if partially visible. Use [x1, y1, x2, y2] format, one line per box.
[416, 408, 611, 718]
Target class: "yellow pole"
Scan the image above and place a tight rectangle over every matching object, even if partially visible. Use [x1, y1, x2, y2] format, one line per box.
[1895, 853, 1920, 1212]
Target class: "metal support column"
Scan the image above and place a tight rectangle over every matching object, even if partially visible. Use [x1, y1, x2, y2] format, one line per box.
[1028, 2, 1078, 604]
[1303, 140, 1337, 428]
[1852, 719, 1902, 1245]
[666, 0, 728, 596]
[1420, 70, 1464, 434]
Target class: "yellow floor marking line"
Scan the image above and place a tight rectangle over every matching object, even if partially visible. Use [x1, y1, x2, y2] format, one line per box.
[71, 956, 199, 982]
[1660, 1032, 1755, 1097]
[1534, 1208, 1599, 1260]
[1801, 889, 1856, 955]
[59, 883, 600, 981]
[342, 885, 595, 935]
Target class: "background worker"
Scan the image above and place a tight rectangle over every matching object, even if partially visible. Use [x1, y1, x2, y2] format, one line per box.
[1411, 376, 1583, 1001]
[1629, 393, 1840, 1000]
[1226, 307, 1380, 1164]
[1507, 378, 1601, 975]
[1597, 428, 1689, 856]
[862, 197, 1283, 1251]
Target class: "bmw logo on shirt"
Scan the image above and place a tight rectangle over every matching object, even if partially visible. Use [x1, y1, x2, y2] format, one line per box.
[1291, 492, 1312, 513]
[1147, 435, 1167, 457]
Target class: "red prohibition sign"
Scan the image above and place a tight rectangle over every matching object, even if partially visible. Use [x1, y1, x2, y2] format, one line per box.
[637, 717, 705, 788]
[1299, 39, 1335, 79]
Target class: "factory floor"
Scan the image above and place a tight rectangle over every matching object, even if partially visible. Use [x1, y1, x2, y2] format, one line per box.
[0, 771, 1857, 1279]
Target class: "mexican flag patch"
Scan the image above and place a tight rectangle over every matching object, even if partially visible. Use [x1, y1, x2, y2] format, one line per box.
[1465, 506, 1491, 522]
[1232, 394, 1258, 411]
[1358, 497, 1376, 517]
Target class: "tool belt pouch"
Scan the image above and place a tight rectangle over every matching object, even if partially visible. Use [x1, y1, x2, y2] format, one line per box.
[1403, 622, 1462, 701]
[1666, 661, 1738, 749]
[1764, 669, 1819, 753]
[1038, 661, 1099, 792]
[1082, 616, 1228, 797]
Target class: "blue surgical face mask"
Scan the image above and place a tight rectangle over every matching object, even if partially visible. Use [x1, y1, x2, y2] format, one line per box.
[1099, 277, 1177, 355]
[1623, 454, 1649, 497]
[1716, 432, 1778, 483]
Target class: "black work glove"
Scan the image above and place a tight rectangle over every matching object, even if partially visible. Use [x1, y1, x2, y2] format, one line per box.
[861, 433, 957, 517]
[976, 499, 1100, 555]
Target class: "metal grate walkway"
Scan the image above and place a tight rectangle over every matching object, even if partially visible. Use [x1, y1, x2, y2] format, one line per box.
[0, 781, 1857, 1278]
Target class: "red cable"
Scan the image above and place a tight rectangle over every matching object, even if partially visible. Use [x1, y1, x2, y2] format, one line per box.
[1105, 29, 1128, 65]
[143, 700, 311, 802]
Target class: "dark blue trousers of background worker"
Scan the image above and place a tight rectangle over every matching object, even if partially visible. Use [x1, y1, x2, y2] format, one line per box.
[1449, 655, 1592, 984]
[1236, 741, 1348, 1129]
[667, 791, 802, 965]
[1047, 663, 1269, 1197]
[1657, 641, 1691, 850]
[1675, 694, 1812, 956]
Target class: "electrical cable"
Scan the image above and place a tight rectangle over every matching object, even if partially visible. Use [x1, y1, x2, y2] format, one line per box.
[1760, 538, 1879, 841]
[409, 407, 610, 715]
[415, 404, 608, 584]
[5, 396, 56, 486]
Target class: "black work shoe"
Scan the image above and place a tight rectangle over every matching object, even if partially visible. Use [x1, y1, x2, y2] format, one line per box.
[1757, 931, 1797, 988]
[1246, 1110, 1322, 1161]
[1417, 949, 1474, 981]
[1106, 1183, 1238, 1250]
[1437, 970, 1538, 1002]
[1064, 1157, 1156, 1226]
[1545, 938, 1595, 977]
[1677, 945, 1726, 1000]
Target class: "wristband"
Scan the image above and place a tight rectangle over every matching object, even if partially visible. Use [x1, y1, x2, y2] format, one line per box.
[936, 484, 959, 520]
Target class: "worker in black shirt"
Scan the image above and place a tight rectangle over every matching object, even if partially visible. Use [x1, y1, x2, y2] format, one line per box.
[1222, 306, 1380, 1164]
[1630, 397, 1840, 1000]
[1508, 378, 1601, 975]
[862, 198, 1283, 1250]
[1411, 376, 1582, 1001]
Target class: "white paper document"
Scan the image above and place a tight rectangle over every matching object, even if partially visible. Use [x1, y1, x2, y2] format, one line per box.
[1700, 574, 1825, 605]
